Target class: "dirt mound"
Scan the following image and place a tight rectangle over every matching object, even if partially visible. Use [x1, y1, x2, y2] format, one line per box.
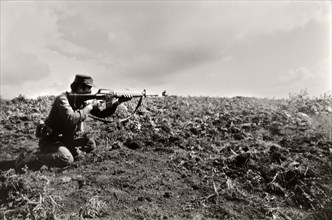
[0, 93, 331, 219]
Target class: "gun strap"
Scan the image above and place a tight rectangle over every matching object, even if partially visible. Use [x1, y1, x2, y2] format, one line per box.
[88, 96, 144, 124]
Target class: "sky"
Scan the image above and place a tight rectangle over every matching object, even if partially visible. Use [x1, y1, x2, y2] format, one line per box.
[1, 1, 331, 99]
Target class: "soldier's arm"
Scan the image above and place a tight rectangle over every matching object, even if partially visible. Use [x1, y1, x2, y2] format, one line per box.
[55, 95, 92, 126]
[91, 99, 120, 118]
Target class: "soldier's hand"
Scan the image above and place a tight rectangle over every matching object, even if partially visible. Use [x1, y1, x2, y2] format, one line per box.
[84, 100, 104, 114]
[118, 94, 132, 104]
[84, 99, 103, 108]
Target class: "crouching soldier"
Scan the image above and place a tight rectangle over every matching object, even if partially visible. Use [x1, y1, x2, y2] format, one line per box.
[15, 74, 131, 172]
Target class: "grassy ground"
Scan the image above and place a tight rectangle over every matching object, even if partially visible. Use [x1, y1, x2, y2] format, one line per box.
[0, 92, 331, 219]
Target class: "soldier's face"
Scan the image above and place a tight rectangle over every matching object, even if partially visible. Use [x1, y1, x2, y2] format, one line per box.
[77, 85, 92, 94]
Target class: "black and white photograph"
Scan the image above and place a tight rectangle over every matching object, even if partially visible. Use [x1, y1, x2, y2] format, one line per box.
[0, 1, 331, 219]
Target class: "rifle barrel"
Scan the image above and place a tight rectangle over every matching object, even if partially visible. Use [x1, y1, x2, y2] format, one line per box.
[113, 92, 144, 98]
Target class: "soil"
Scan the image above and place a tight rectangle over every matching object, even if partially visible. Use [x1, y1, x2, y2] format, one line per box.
[0, 94, 331, 219]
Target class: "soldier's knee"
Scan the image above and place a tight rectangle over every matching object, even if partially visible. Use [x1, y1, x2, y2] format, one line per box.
[57, 147, 74, 166]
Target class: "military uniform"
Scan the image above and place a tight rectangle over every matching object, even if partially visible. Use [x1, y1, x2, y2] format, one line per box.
[15, 75, 99, 171]
[37, 91, 96, 167]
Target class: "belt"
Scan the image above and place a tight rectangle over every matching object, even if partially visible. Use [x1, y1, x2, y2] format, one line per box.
[36, 121, 63, 139]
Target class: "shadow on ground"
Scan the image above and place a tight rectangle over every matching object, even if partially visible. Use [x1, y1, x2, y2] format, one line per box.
[0, 160, 15, 171]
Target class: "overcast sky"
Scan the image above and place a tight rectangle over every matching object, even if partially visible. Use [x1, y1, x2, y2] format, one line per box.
[1, 1, 331, 99]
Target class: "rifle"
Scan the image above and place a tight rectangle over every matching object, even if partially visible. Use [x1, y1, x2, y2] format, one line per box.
[67, 89, 166, 123]
[67, 89, 164, 109]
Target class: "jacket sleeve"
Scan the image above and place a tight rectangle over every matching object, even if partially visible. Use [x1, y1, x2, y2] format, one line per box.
[55, 95, 91, 126]
[90, 100, 119, 118]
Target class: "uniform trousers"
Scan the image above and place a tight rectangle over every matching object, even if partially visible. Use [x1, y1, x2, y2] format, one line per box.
[36, 135, 96, 168]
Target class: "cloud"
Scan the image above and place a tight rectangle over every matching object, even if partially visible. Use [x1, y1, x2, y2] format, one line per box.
[54, 11, 110, 55]
[1, 1, 330, 99]
[49, 2, 329, 66]
[1, 2, 61, 51]
[279, 67, 314, 84]
[119, 45, 224, 85]
[234, 1, 330, 38]
[311, 59, 332, 92]
[275, 58, 331, 97]
[2, 52, 51, 85]
[1, 2, 57, 85]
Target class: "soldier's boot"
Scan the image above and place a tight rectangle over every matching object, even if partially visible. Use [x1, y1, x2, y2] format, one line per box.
[15, 151, 42, 173]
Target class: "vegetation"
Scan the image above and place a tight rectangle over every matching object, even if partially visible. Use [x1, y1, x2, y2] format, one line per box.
[0, 91, 331, 219]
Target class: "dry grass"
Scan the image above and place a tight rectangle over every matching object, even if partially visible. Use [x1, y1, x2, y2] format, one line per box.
[0, 169, 62, 219]
[79, 196, 108, 218]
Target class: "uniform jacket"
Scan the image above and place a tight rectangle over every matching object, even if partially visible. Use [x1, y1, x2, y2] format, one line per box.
[45, 92, 90, 137]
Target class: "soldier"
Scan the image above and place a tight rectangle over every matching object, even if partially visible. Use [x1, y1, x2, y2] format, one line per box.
[15, 74, 131, 172]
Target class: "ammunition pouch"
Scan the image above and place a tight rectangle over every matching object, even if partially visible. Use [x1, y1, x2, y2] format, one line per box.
[36, 121, 62, 139]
